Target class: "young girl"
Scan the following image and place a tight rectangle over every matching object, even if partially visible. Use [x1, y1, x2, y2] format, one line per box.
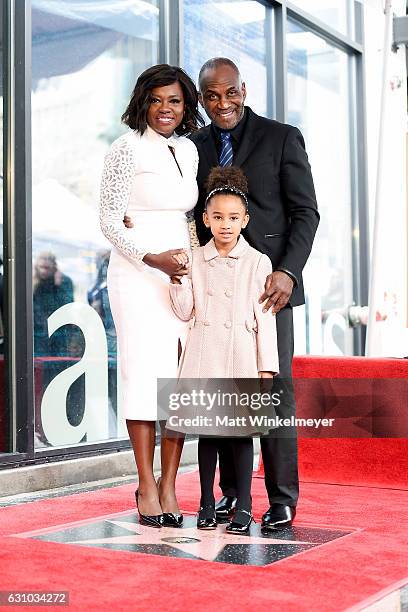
[168, 167, 279, 534]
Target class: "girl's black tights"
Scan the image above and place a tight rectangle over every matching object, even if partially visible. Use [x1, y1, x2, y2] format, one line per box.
[198, 437, 254, 511]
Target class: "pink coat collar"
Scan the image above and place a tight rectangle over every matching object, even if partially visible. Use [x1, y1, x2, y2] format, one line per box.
[203, 235, 249, 261]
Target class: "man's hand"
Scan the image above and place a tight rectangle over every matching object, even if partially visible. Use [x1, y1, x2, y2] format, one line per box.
[124, 215, 133, 228]
[259, 271, 294, 314]
[143, 250, 189, 277]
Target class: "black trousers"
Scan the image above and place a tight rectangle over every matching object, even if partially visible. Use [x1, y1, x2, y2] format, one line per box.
[217, 305, 299, 507]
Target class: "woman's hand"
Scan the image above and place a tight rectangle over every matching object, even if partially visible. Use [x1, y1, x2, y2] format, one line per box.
[123, 215, 188, 277]
[123, 214, 189, 276]
[143, 250, 189, 276]
[169, 253, 189, 282]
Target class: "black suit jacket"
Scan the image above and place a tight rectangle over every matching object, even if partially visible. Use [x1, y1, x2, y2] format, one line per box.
[189, 107, 319, 307]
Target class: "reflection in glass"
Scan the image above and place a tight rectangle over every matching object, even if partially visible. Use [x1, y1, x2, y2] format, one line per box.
[183, 0, 267, 116]
[31, 0, 160, 448]
[288, 0, 352, 37]
[287, 20, 353, 355]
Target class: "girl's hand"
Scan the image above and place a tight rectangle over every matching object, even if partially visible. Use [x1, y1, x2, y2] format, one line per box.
[259, 371, 275, 393]
[170, 275, 183, 285]
[172, 251, 189, 268]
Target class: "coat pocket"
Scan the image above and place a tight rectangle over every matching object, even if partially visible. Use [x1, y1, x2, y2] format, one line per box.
[264, 232, 289, 238]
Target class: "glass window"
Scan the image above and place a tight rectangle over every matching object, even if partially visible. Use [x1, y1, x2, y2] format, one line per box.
[183, 0, 268, 117]
[31, 0, 160, 449]
[288, 0, 352, 37]
[286, 20, 354, 356]
[0, 1, 6, 453]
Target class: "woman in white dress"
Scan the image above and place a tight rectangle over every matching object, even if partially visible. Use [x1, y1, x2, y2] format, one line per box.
[99, 65, 203, 527]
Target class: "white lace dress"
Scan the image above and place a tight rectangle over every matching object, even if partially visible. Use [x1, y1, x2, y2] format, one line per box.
[100, 126, 199, 420]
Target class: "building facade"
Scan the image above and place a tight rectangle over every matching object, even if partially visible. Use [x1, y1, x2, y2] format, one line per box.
[0, 0, 406, 468]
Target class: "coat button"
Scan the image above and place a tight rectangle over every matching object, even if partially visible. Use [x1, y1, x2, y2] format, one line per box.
[207, 289, 215, 296]
[209, 260, 216, 267]
[225, 289, 233, 298]
[224, 321, 232, 329]
[204, 320, 211, 326]
[227, 260, 235, 267]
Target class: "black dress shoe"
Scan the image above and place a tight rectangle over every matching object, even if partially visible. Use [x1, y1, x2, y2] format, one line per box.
[261, 503, 296, 531]
[162, 512, 183, 527]
[197, 505, 217, 530]
[135, 490, 163, 528]
[215, 495, 237, 522]
[226, 509, 254, 535]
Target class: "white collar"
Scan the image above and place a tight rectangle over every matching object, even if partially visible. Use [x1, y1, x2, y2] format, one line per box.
[145, 124, 180, 147]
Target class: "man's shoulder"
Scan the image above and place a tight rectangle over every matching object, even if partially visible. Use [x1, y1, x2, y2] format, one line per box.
[247, 108, 300, 138]
[188, 125, 211, 145]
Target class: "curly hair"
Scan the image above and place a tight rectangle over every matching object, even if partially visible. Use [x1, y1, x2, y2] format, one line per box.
[121, 64, 204, 136]
[204, 166, 249, 212]
[205, 166, 248, 194]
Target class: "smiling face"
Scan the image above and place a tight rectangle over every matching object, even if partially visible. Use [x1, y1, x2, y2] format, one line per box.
[146, 81, 185, 138]
[199, 64, 246, 130]
[203, 193, 249, 249]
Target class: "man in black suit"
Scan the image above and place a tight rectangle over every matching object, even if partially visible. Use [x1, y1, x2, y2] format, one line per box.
[190, 57, 319, 530]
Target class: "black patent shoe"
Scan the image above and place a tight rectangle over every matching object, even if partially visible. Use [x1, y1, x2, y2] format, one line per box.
[135, 490, 163, 528]
[226, 509, 254, 535]
[215, 495, 237, 522]
[261, 503, 296, 532]
[197, 505, 217, 530]
[162, 512, 183, 527]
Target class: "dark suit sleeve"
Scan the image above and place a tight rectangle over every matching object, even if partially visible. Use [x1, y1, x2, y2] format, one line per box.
[277, 127, 319, 283]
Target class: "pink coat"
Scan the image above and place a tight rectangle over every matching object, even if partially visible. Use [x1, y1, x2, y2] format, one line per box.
[169, 236, 279, 378]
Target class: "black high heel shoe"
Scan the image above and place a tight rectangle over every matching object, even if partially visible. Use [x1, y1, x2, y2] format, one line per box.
[226, 509, 254, 535]
[162, 512, 183, 527]
[156, 477, 183, 527]
[135, 490, 163, 528]
[197, 504, 217, 530]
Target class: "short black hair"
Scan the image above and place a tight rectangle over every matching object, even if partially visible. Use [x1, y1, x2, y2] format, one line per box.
[198, 58, 241, 91]
[122, 64, 204, 136]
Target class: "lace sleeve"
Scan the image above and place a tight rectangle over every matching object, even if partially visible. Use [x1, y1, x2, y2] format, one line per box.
[193, 144, 199, 176]
[99, 137, 147, 265]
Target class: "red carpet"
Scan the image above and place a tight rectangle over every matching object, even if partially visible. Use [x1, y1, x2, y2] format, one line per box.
[258, 356, 408, 489]
[0, 471, 408, 611]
